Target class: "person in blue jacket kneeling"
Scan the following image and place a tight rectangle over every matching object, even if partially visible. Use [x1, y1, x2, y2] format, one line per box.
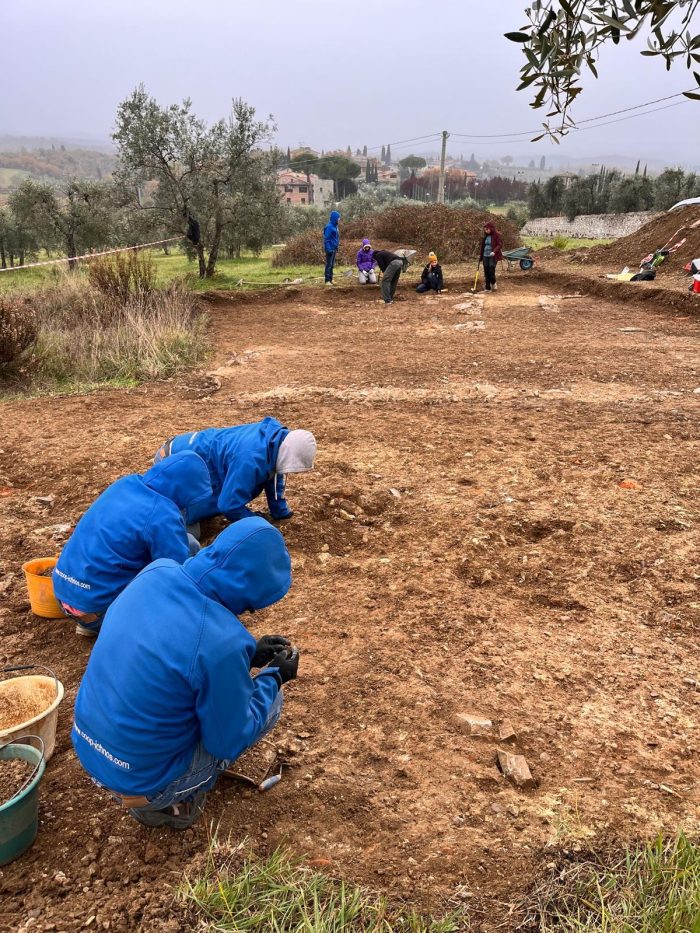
[154, 417, 316, 529]
[53, 451, 212, 637]
[71, 516, 298, 830]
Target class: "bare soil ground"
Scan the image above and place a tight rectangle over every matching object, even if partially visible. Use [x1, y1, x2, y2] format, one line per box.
[1, 268, 699, 931]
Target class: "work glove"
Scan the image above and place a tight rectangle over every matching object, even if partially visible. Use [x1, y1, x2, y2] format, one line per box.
[267, 647, 299, 686]
[251, 635, 291, 668]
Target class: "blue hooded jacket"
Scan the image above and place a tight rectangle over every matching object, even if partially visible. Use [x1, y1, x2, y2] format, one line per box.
[71, 517, 292, 796]
[53, 451, 212, 614]
[169, 418, 291, 523]
[323, 210, 340, 252]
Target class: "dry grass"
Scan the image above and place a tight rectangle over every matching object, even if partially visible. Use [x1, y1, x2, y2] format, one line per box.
[1, 266, 207, 392]
[523, 834, 700, 932]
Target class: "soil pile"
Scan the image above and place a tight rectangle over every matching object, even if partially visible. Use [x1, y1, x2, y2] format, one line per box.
[0, 757, 31, 804]
[0, 677, 56, 730]
[273, 204, 520, 267]
[567, 204, 700, 274]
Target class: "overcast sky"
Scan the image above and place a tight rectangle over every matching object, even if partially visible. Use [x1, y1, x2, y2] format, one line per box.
[3, 0, 697, 167]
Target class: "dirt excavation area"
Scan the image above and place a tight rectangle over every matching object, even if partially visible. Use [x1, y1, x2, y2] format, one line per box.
[1, 271, 699, 931]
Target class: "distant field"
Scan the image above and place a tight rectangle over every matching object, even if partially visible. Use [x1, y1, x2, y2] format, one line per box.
[0, 166, 31, 189]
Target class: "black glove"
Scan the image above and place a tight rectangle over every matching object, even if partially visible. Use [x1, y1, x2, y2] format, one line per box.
[267, 648, 299, 686]
[251, 635, 291, 668]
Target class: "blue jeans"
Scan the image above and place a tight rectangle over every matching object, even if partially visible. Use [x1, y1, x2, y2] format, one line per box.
[128, 690, 283, 828]
[324, 250, 336, 282]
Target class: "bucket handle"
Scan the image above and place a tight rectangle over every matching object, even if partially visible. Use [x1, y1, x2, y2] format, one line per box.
[1, 664, 60, 702]
[0, 734, 45, 804]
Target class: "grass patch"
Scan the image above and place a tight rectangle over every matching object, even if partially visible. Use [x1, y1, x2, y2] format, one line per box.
[529, 833, 700, 932]
[181, 841, 467, 932]
[0, 249, 326, 295]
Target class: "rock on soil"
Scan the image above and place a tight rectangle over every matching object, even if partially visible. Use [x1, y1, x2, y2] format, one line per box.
[0, 757, 31, 804]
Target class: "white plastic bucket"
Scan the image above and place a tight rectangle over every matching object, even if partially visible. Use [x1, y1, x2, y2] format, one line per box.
[0, 668, 64, 762]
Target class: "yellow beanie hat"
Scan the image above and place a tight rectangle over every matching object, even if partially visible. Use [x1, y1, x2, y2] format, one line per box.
[428, 251, 438, 263]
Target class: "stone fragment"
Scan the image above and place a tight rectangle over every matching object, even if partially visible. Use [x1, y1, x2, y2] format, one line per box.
[496, 748, 536, 789]
[455, 712, 493, 737]
[498, 720, 517, 743]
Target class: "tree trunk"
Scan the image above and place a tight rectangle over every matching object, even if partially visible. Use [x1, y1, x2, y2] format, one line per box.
[66, 233, 77, 271]
[206, 231, 221, 278]
[205, 183, 223, 278]
[9, 254, 14, 268]
[0, 244, 6, 269]
[19, 251, 25, 267]
[196, 242, 206, 278]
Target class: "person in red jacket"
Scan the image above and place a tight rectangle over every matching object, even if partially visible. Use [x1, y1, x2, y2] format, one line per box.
[479, 222, 503, 292]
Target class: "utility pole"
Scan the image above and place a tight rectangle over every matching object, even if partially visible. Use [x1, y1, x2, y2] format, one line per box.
[437, 130, 449, 204]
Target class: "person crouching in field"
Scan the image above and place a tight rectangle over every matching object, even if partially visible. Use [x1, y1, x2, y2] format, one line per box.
[52, 452, 212, 637]
[356, 239, 377, 284]
[154, 418, 317, 529]
[416, 252, 444, 294]
[480, 221, 503, 292]
[373, 249, 407, 304]
[323, 210, 341, 285]
[71, 517, 299, 829]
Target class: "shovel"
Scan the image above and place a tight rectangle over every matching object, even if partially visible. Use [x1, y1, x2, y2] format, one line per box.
[469, 260, 480, 293]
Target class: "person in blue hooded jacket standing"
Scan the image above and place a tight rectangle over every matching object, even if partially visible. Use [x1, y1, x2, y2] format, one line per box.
[323, 210, 340, 285]
[53, 450, 212, 637]
[71, 516, 299, 829]
[154, 417, 316, 528]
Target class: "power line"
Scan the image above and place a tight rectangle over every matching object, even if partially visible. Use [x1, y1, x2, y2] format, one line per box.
[567, 99, 691, 132]
[449, 89, 693, 139]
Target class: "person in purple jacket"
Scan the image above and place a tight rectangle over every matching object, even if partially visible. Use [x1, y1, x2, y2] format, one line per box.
[356, 238, 377, 284]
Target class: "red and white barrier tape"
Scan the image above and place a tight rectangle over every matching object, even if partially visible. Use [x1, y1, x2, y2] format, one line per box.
[0, 236, 185, 274]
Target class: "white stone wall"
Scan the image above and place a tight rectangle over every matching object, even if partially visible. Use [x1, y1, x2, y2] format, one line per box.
[522, 211, 658, 239]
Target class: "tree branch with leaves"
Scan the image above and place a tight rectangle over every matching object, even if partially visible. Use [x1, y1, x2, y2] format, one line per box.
[507, 1, 700, 139]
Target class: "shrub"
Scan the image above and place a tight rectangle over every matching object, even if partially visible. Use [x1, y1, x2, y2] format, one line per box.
[87, 250, 157, 303]
[552, 233, 570, 250]
[506, 203, 529, 229]
[4, 277, 206, 389]
[0, 294, 38, 364]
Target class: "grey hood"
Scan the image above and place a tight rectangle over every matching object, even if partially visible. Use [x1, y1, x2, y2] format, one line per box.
[276, 430, 317, 474]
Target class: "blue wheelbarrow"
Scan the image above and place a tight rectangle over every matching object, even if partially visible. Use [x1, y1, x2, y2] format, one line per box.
[503, 247, 535, 271]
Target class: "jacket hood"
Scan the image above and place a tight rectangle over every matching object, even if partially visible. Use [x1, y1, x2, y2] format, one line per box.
[276, 429, 317, 474]
[183, 516, 292, 615]
[362, 238, 371, 247]
[329, 211, 341, 225]
[143, 450, 212, 510]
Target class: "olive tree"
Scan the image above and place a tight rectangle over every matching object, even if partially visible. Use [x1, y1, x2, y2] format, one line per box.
[8, 178, 115, 268]
[113, 87, 277, 278]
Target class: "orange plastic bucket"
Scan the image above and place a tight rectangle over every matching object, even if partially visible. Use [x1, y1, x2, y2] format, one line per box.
[21, 558, 63, 619]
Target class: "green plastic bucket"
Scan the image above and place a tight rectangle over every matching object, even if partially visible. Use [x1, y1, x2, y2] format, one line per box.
[0, 738, 45, 866]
